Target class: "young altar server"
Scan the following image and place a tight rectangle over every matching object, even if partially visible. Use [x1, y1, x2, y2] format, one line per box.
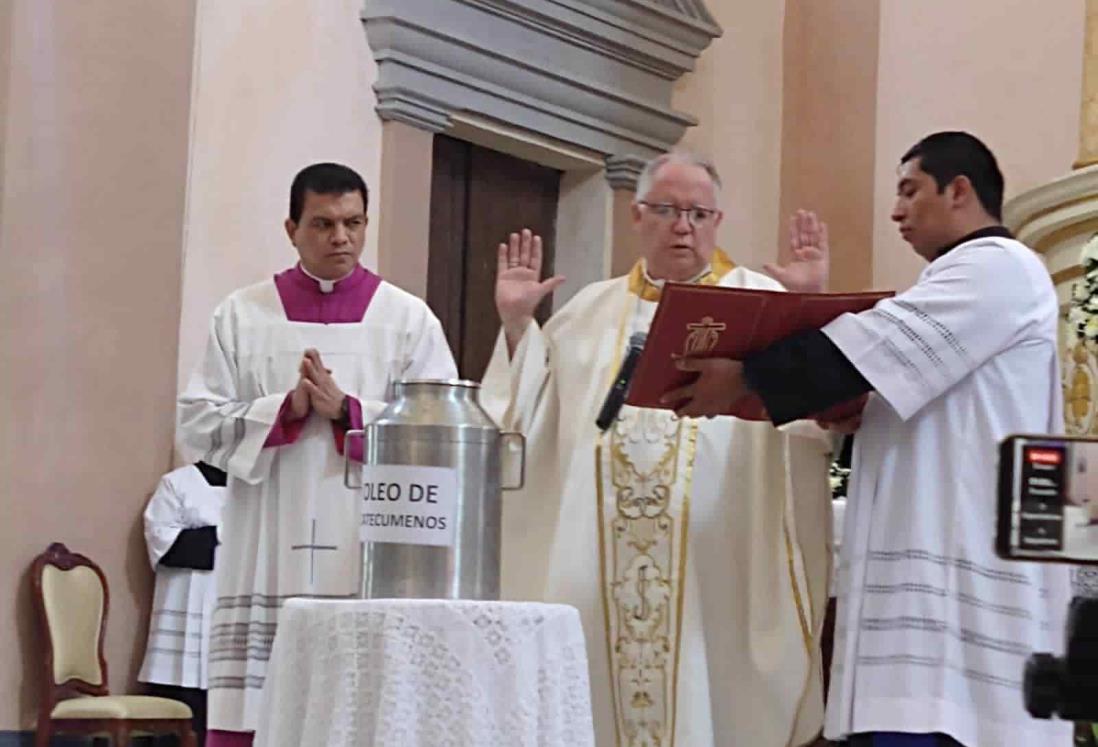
[139, 461, 227, 744]
[669, 132, 1072, 747]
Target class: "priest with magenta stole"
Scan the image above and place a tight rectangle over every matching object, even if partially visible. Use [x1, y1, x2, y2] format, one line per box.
[178, 163, 457, 747]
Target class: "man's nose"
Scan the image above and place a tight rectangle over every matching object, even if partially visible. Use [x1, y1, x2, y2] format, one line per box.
[672, 211, 692, 232]
[891, 203, 904, 223]
[332, 223, 349, 244]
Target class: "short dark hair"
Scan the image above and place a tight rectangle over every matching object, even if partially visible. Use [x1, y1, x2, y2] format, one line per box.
[901, 132, 1004, 220]
[288, 162, 369, 223]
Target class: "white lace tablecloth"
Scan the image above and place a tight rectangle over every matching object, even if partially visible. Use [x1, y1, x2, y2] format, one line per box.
[254, 598, 595, 747]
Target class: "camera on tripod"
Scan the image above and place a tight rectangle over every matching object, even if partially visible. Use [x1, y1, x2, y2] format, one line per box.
[998, 435, 1098, 723]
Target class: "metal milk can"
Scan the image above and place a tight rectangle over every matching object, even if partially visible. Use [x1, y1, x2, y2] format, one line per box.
[345, 379, 525, 600]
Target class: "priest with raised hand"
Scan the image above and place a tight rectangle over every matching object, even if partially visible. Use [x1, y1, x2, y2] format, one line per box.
[480, 151, 835, 747]
[177, 162, 457, 747]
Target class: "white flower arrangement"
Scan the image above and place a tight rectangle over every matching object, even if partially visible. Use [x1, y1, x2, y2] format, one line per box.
[1070, 234, 1098, 345]
[829, 460, 850, 499]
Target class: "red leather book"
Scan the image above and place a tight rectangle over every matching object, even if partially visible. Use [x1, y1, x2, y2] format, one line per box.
[625, 283, 893, 420]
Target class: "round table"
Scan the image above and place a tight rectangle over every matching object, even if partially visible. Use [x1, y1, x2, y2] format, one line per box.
[254, 598, 595, 746]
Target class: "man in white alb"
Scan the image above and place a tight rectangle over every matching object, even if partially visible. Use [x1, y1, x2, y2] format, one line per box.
[139, 459, 227, 742]
[139, 461, 227, 745]
[481, 151, 836, 747]
[178, 163, 456, 747]
[670, 132, 1072, 747]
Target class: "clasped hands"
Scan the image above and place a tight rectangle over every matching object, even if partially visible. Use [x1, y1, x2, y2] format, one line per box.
[289, 348, 346, 421]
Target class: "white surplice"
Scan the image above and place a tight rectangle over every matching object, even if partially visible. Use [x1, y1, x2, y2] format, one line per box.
[138, 464, 227, 689]
[822, 236, 1072, 746]
[481, 255, 834, 747]
[177, 277, 456, 733]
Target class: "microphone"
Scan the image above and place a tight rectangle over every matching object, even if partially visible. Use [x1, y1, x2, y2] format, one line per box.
[596, 332, 647, 432]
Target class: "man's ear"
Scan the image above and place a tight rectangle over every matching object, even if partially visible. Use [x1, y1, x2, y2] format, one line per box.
[948, 175, 975, 210]
[284, 218, 297, 244]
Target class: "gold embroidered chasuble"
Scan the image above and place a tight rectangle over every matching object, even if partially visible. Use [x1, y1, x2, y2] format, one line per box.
[482, 251, 833, 747]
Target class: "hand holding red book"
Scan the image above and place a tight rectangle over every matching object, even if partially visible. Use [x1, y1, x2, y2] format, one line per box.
[626, 284, 891, 420]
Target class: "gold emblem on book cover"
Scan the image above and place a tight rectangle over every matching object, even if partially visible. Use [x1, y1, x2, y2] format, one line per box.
[682, 316, 726, 356]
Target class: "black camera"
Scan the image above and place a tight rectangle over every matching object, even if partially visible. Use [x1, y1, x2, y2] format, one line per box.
[998, 435, 1098, 725]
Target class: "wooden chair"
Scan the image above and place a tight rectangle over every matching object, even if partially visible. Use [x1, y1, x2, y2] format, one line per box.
[31, 542, 196, 746]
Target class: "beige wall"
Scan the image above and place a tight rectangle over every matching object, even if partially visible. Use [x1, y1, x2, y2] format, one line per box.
[872, 0, 1085, 290]
[776, 0, 1082, 293]
[555, 168, 613, 307]
[779, 0, 880, 292]
[0, 0, 196, 730]
[176, 0, 383, 395]
[0, 0, 11, 231]
[674, 0, 787, 274]
[377, 121, 433, 299]
[1, 0, 1090, 733]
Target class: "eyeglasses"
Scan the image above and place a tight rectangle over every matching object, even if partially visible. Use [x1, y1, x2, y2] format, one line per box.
[638, 201, 720, 227]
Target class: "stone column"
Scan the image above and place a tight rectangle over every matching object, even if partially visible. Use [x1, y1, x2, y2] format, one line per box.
[605, 154, 645, 277]
[377, 120, 435, 299]
[1078, 0, 1098, 167]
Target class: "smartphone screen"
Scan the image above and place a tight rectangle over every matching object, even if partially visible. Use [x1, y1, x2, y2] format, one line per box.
[998, 434, 1098, 565]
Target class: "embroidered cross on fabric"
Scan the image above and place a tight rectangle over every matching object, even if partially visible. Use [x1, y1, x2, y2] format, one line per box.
[291, 519, 338, 585]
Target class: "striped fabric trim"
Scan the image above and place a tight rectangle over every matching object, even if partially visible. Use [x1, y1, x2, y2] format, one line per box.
[203, 401, 251, 469]
[151, 609, 204, 619]
[860, 617, 1032, 656]
[881, 338, 923, 379]
[208, 675, 267, 690]
[869, 308, 947, 370]
[209, 594, 355, 664]
[146, 629, 204, 640]
[867, 549, 1030, 585]
[893, 299, 970, 361]
[855, 653, 1021, 690]
[864, 584, 1034, 620]
[209, 649, 273, 664]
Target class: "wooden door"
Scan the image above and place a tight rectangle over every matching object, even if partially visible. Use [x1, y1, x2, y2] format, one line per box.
[428, 135, 561, 380]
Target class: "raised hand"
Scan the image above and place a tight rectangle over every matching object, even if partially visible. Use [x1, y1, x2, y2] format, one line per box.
[764, 209, 830, 293]
[495, 229, 565, 330]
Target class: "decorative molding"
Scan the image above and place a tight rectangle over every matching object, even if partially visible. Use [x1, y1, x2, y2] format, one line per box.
[373, 87, 453, 133]
[1077, 0, 1098, 167]
[604, 154, 647, 191]
[581, 0, 721, 49]
[625, 0, 718, 27]
[361, 0, 721, 183]
[1005, 165, 1098, 227]
[1005, 164, 1098, 253]
[1033, 216, 1098, 256]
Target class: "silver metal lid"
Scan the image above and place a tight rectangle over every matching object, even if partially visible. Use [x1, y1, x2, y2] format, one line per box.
[398, 378, 481, 389]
